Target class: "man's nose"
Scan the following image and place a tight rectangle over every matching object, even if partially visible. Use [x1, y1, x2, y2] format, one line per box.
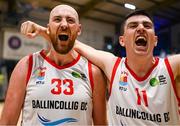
[60, 19, 68, 30]
[137, 24, 145, 33]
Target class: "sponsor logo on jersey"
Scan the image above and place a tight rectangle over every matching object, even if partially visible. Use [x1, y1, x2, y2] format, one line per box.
[119, 71, 128, 91]
[71, 71, 87, 81]
[149, 77, 159, 87]
[38, 113, 78, 125]
[34, 67, 47, 84]
[119, 71, 128, 86]
[149, 75, 167, 87]
[158, 75, 167, 85]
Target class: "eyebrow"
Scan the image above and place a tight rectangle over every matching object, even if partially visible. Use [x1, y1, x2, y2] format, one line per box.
[127, 21, 153, 26]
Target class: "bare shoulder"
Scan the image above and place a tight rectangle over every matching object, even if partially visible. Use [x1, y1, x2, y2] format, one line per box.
[168, 54, 180, 97]
[167, 54, 180, 78]
[17, 55, 30, 67]
[14, 55, 30, 75]
[104, 55, 119, 81]
[168, 54, 180, 62]
[10, 55, 31, 85]
[91, 64, 103, 76]
[90, 63, 107, 91]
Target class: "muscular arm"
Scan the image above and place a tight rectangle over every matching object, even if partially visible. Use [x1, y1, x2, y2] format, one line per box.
[91, 64, 107, 125]
[74, 40, 117, 81]
[168, 54, 180, 98]
[0, 56, 29, 125]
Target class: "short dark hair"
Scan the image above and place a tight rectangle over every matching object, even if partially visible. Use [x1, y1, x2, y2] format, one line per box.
[120, 9, 153, 35]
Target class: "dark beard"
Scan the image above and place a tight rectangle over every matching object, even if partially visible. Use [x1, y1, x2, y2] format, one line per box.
[49, 29, 75, 54]
[51, 36, 74, 54]
[53, 42, 74, 54]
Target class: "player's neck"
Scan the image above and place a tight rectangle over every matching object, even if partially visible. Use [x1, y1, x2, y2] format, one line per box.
[47, 49, 79, 66]
[126, 56, 155, 77]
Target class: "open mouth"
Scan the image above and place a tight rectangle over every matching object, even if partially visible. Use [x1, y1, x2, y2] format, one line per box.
[58, 35, 69, 41]
[135, 37, 147, 46]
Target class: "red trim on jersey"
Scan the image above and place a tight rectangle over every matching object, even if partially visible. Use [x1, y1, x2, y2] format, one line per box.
[164, 58, 180, 103]
[40, 50, 81, 69]
[88, 61, 94, 92]
[125, 57, 159, 82]
[26, 54, 33, 85]
[109, 57, 121, 96]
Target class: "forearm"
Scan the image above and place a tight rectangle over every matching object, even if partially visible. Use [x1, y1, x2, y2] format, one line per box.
[0, 89, 23, 125]
[74, 40, 116, 81]
[74, 40, 96, 54]
[0, 106, 21, 125]
[38, 26, 51, 42]
[74, 40, 107, 70]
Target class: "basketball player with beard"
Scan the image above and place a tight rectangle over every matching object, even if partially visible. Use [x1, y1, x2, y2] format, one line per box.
[0, 5, 107, 125]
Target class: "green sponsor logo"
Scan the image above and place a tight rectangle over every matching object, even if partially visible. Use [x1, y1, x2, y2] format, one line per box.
[149, 77, 159, 87]
[72, 71, 81, 78]
[71, 71, 87, 81]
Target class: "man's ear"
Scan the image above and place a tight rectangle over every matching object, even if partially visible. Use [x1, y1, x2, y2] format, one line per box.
[77, 24, 82, 36]
[119, 36, 125, 47]
[154, 35, 158, 47]
[47, 24, 50, 35]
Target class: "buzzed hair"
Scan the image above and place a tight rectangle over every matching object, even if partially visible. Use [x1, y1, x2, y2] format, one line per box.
[120, 9, 154, 35]
[49, 4, 80, 23]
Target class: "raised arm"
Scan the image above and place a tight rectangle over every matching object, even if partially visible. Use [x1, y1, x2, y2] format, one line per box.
[74, 40, 117, 81]
[168, 54, 180, 98]
[0, 56, 29, 125]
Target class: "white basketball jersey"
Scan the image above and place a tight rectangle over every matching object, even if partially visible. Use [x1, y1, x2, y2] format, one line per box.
[108, 57, 180, 125]
[21, 50, 94, 125]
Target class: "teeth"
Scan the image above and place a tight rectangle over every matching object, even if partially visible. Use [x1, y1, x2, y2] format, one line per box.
[61, 33, 67, 35]
[136, 36, 146, 41]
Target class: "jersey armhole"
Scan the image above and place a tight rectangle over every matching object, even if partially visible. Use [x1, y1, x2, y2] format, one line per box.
[88, 61, 94, 93]
[109, 57, 121, 96]
[164, 58, 180, 103]
[26, 54, 33, 85]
